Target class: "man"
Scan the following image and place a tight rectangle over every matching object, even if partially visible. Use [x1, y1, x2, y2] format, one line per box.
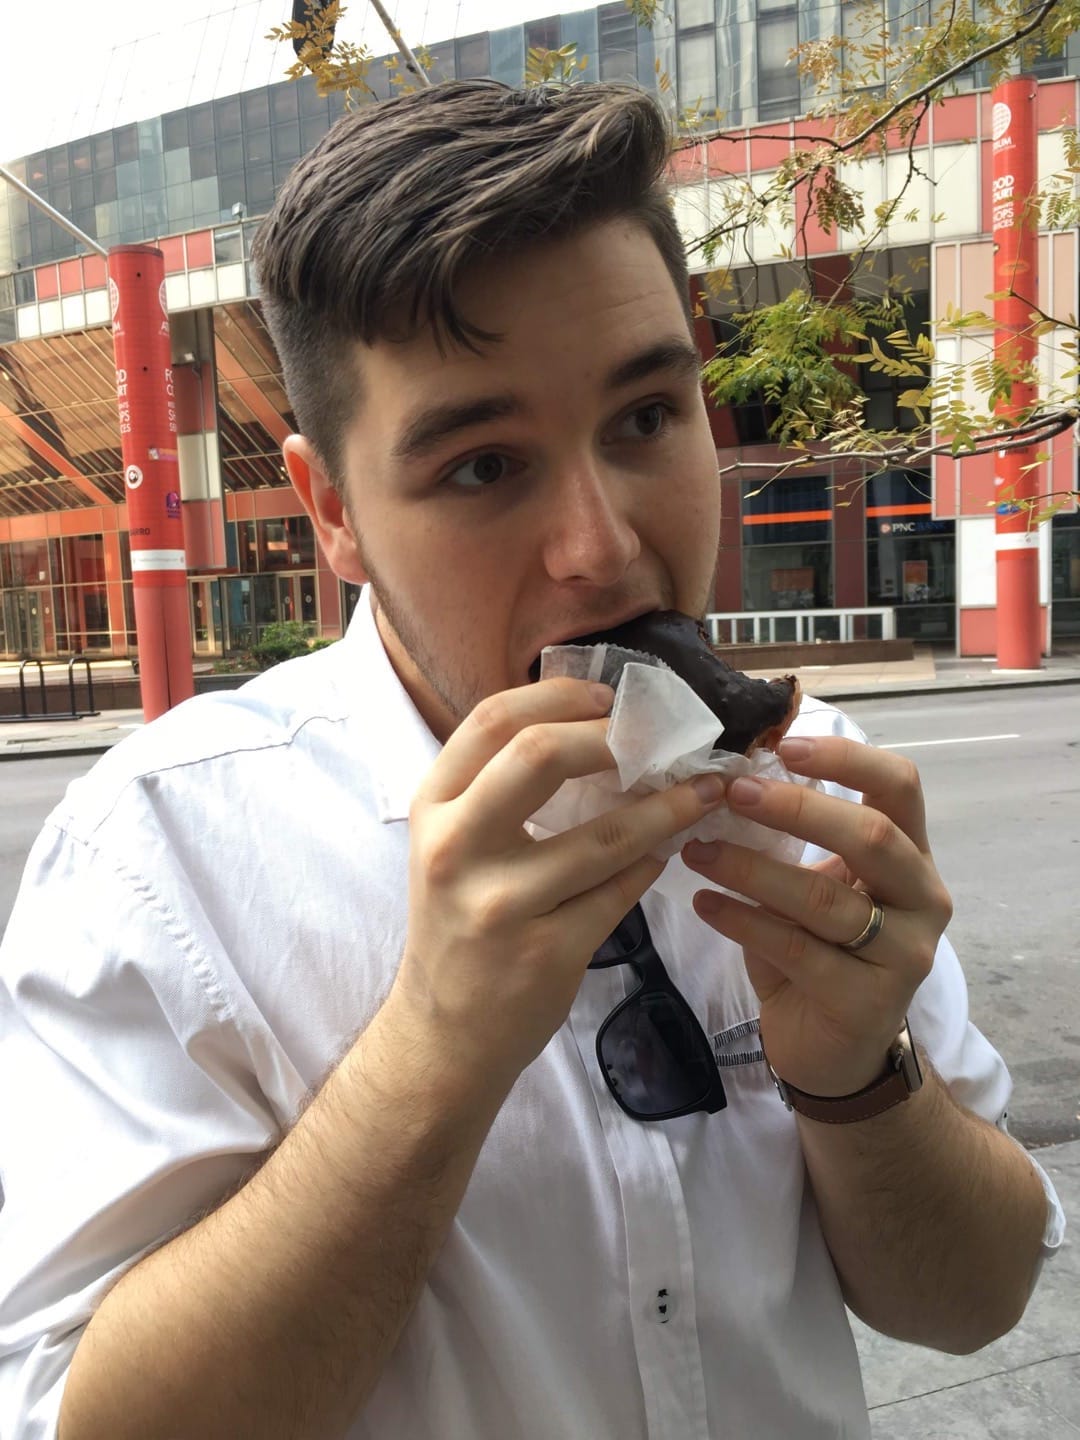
[0, 80, 1062, 1439]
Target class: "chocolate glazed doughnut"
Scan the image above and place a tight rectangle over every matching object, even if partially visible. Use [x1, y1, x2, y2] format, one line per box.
[570, 610, 801, 758]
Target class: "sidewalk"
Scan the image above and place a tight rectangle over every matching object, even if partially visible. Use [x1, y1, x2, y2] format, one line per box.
[855, 1138, 1077, 1438]
[1, 651, 1076, 1435]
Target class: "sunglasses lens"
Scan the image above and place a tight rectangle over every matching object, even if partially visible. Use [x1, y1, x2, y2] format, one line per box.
[598, 991, 715, 1117]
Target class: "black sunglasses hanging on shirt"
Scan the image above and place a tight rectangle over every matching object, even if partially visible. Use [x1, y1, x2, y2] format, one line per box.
[589, 903, 727, 1121]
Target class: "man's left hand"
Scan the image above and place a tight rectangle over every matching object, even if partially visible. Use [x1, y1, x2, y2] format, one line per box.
[681, 734, 953, 1099]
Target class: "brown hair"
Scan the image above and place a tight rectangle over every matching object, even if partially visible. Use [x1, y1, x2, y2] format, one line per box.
[253, 79, 690, 486]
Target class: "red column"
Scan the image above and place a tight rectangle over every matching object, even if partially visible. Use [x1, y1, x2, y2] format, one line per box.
[991, 77, 1042, 668]
[108, 245, 195, 717]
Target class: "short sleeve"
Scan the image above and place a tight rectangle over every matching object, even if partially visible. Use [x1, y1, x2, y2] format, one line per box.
[0, 821, 281, 1440]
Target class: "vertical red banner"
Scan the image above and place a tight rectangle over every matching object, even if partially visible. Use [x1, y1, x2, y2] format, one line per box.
[991, 77, 1042, 668]
[108, 245, 195, 717]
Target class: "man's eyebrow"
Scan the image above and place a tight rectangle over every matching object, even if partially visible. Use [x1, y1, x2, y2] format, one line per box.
[390, 339, 701, 463]
[392, 396, 521, 462]
[605, 338, 703, 391]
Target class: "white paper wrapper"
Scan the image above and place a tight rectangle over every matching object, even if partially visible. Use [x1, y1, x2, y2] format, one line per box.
[528, 642, 815, 865]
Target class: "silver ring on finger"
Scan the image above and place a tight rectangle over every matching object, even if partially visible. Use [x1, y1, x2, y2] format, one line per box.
[843, 892, 885, 952]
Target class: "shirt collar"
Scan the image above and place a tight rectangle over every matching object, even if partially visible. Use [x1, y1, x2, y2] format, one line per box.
[336, 587, 441, 823]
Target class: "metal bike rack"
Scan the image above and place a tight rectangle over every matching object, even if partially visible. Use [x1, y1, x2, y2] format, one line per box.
[0, 656, 103, 723]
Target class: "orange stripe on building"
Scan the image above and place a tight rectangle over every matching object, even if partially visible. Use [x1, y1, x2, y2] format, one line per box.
[866, 504, 933, 517]
[742, 509, 832, 525]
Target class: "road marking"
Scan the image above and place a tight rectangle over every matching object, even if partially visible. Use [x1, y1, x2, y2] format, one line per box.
[880, 733, 1020, 750]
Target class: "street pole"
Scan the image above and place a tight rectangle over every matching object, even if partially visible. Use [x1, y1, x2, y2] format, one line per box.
[990, 75, 1042, 670]
[108, 246, 194, 718]
[0, 168, 194, 718]
[366, 0, 432, 85]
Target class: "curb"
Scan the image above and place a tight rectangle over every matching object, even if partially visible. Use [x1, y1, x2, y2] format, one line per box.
[0, 745, 129, 761]
[810, 674, 1080, 702]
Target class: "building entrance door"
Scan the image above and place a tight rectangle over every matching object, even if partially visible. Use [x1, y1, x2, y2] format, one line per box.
[189, 579, 224, 654]
[3, 590, 47, 656]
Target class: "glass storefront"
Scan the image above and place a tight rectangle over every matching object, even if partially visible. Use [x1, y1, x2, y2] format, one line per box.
[865, 470, 955, 642]
[0, 533, 119, 657]
[0, 516, 320, 659]
[1051, 511, 1080, 640]
[188, 515, 320, 654]
[742, 474, 833, 621]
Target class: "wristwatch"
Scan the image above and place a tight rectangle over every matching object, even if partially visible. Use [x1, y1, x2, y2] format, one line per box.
[765, 1021, 923, 1124]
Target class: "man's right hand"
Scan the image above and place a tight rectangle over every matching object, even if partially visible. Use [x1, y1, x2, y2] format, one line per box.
[388, 677, 727, 1091]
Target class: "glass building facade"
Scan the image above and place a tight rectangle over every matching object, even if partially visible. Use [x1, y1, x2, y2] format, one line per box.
[13, 1, 1060, 283]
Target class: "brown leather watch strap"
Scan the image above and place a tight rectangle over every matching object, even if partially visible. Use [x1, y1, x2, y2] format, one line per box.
[780, 1065, 914, 1124]
[767, 1022, 923, 1124]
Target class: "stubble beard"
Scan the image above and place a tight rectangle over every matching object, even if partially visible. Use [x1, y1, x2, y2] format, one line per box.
[357, 544, 483, 728]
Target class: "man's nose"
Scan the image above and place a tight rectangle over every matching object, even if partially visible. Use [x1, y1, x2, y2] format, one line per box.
[541, 463, 641, 587]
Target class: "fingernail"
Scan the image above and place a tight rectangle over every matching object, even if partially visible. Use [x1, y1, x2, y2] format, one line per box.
[690, 774, 726, 806]
[779, 738, 813, 764]
[588, 682, 615, 711]
[729, 776, 764, 807]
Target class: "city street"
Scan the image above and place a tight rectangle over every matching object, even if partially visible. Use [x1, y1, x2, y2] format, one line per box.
[2, 683, 1078, 1147]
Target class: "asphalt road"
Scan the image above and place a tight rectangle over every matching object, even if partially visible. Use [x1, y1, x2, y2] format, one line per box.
[840, 684, 1080, 1148]
[2, 683, 1078, 1145]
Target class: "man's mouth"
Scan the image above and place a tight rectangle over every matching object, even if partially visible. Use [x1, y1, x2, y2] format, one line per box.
[527, 607, 659, 682]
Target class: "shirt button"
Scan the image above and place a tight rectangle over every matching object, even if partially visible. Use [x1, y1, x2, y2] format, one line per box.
[653, 1288, 675, 1324]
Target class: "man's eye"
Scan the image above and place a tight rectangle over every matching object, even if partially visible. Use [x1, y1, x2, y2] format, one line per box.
[614, 403, 669, 440]
[444, 452, 514, 489]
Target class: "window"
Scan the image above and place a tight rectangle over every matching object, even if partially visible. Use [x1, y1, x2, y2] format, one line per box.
[743, 473, 832, 547]
[47, 147, 70, 185]
[742, 472, 834, 624]
[865, 470, 955, 638]
[599, 3, 639, 80]
[236, 517, 317, 573]
[525, 17, 561, 52]
[70, 139, 92, 174]
[456, 33, 490, 77]
[25, 154, 47, 192]
[244, 165, 275, 214]
[425, 39, 456, 80]
[678, 29, 717, 113]
[114, 126, 138, 165]
[163, 110, 189, 150]
[189, 103, 215, 145]
[296, 76, 329, 118]
[72, 174, 95, 210]
[242, 89, 271, 133]
[300, 114, 330, 152]
[272, 123, 302, 164]
[214, 227, 243, 264]
[91, 134, 114, 171]
[841, 0, 886, 95]
[1051, 512, 1080, 639]
[245, 129, 273, 167]
[214, 96, 243, 138]
[93, 169, 118, 204]
[270, 84, 300, 125]
[757, 10, 799, 117]
[676, 0, 714, 23]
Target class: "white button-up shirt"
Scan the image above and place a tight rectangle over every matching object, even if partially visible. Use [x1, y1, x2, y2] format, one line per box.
[0, 594, 1063, 1439]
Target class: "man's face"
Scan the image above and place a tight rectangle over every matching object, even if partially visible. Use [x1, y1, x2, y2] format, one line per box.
[301, 221, 721, 739]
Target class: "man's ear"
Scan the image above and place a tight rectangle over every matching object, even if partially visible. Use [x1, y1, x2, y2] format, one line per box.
[282, 435, 367, 583]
